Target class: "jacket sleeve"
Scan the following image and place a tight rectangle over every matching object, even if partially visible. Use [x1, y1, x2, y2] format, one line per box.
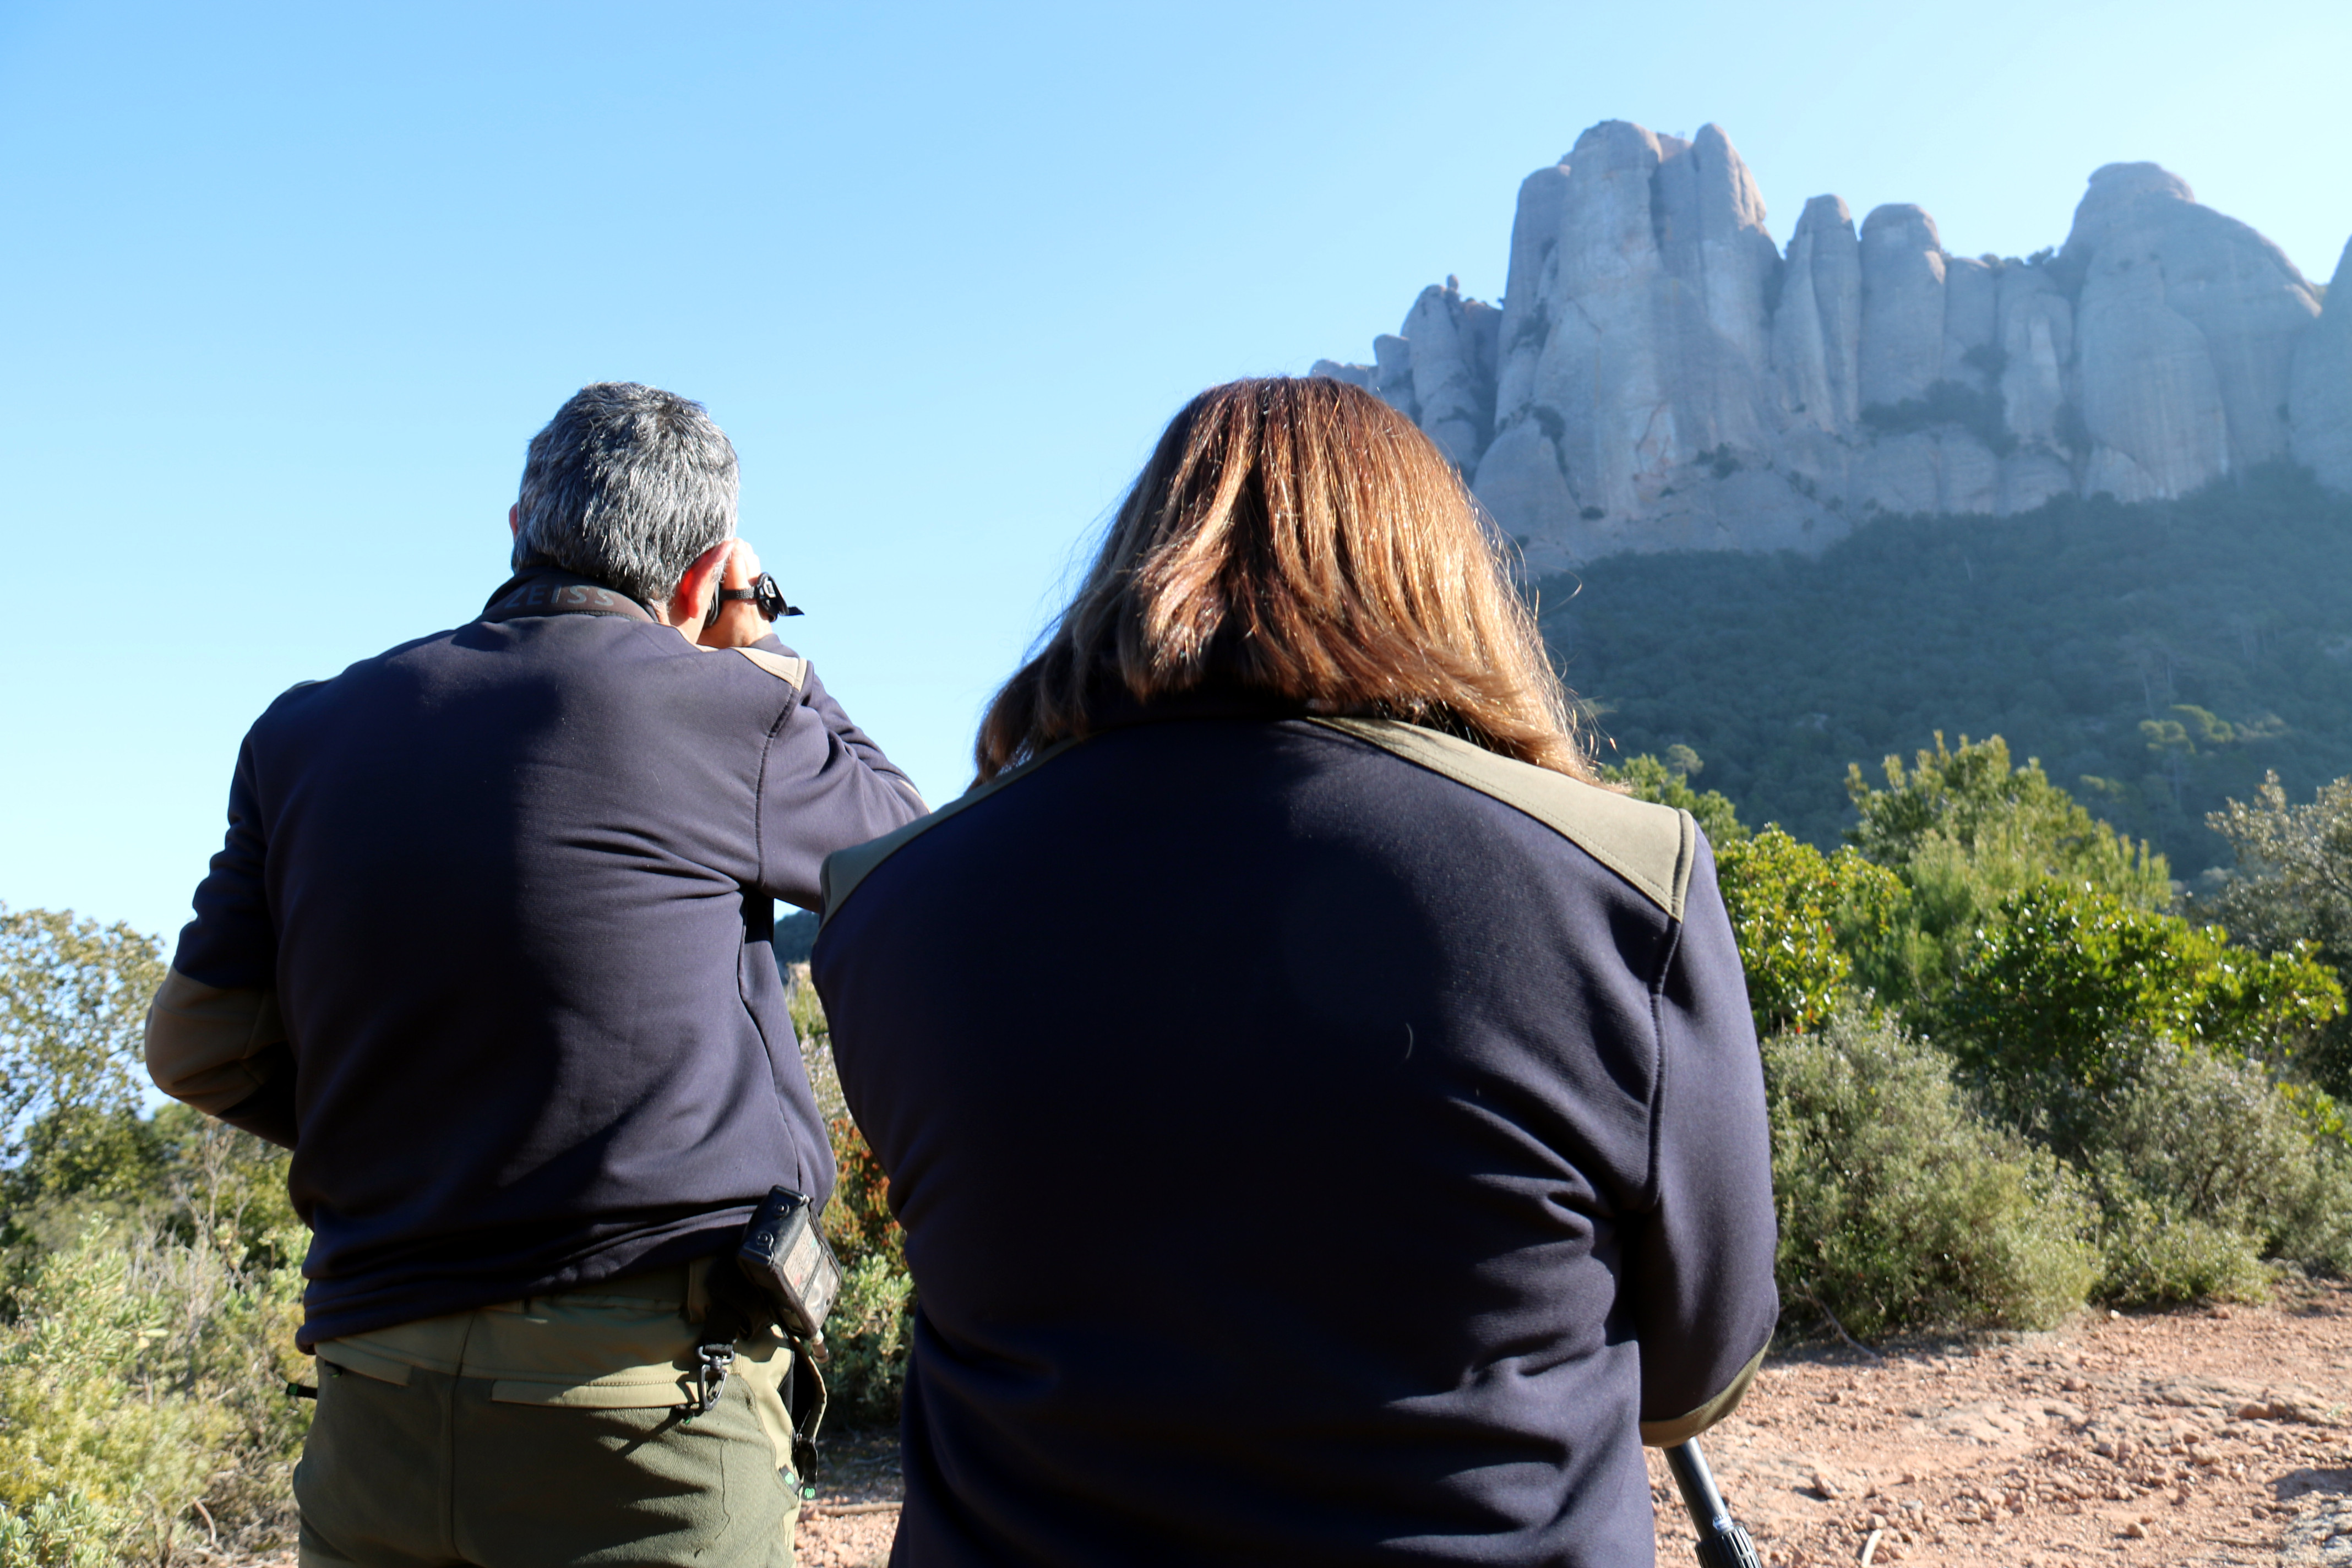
[1620, 831, 1779, 1444]
[753, 656, 927, 910]
[147, 734, 300, 1148]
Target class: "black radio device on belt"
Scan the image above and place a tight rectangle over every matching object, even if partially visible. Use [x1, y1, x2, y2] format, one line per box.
[683, 1185, 843, 1491]
[736, 1185, 842, 1352]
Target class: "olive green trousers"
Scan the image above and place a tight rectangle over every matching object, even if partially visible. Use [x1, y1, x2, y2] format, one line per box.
[295, 1268, 799, 1567]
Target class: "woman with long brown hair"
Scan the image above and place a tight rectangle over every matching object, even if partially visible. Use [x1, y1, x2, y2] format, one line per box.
[814, 378, 1776, 1566]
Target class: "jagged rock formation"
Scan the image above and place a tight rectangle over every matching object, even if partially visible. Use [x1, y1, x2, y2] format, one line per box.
[1314, 121, 2349, 568]
[2295, 237, 2352, 492]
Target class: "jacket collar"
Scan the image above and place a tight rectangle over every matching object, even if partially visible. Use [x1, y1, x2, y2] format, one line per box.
[480, 568, 660, 625]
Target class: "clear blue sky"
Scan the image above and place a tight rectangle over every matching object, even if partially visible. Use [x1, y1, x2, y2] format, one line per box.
[4, 0, 2346, 941]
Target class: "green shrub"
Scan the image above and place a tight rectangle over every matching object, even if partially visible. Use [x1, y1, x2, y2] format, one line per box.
[0, 1209, 310, 1555]
[0, 910, 161, 1180]
[0, 1223, 251, 1559]
[821, 1250, 913, 1429]
[0, 1491, 119, 1568]
[2206, 770, 2352, 1094]
[0, 908, 310, 1553]
[2090, 1190, 2272, 1307]
[1714, 829, 1903, 1035]
[1946, 880, 2343, 1091]
[787, 965, 913, 1427]
[1840, 736, 2173, 1010]
[1766, 1009, 2097, 1339]
[2022, 1041, 2352, 1304]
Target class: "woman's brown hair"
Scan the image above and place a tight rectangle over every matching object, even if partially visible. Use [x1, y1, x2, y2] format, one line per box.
[974, 376, 1588, 782]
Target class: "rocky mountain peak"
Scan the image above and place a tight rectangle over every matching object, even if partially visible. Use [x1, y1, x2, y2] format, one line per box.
[1312, 122, 2352, 568]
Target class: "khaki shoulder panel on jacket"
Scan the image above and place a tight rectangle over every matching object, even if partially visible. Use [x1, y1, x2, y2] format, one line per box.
[818, 739, 1079, 925]
[735, 647, 808, 688]
[1310, 718, 1697, 921]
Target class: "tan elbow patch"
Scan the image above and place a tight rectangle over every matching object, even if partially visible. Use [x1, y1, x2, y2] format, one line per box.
[145, 967, 286, 1113]
[1641, 1342, 1767, 1447]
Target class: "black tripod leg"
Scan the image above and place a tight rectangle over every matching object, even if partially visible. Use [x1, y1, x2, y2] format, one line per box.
[1663, 1440, 1762, 1568]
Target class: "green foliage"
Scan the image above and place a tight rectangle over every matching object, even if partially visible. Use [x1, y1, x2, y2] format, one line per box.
[0, 909, 309, 1553]
[0, 1215, 306, 1562]
[1765, 1009, 2098, 1338]
[0, 908, 161, 1173]
[823, 1250, 913, 1430]
[2098, 1044, 2351, 1271]
[2204, 770, 2352, 1092]
[786, 966, 911, 1428]
[1837, 735, 2170, 1010]
[1945, 880, 2343, 1090]
[1542, 466, 2352, 876]
[1845, 735, 2168, 902]
[2057, 1042, 2352, 1304]
[818, 1105, 912, 1428]
[1682, 741, 2352, 1327]
[1714, 829, 1903, 1035]
[0, 1491, 119, 1568]
[0, 1227, 228, 1549]
[2090, 1195, 2272, 1308]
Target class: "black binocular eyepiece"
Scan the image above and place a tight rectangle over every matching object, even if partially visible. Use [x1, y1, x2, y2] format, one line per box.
[710, 572, 804, 628]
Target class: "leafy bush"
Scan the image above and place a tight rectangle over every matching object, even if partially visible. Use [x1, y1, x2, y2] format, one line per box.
[788, 965, 912, 1427]
[0, 909, 160, 1177]
[1945, 880, 2343, 1091]
[1766, 1009, 2098, 1338]
[822, 1249, 913, 1430]
[2206, 770, 2352, 1092]
[0, 1226, 227, 1553]
[0, 908, 309, 1554]
[1845, 735, 2169, 906]
[0, 1492, 118, 1568]
[2090, 1193, 2272, 1308]
[2042, 1042, 2352, 1303]
[0, 1216, 304, 1562]
[1715, 829, 1903, 1035]
[1842, 736, 2172, 1011]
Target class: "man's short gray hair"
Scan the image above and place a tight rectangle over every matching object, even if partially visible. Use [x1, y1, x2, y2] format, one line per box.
[513, 384, 739, 608]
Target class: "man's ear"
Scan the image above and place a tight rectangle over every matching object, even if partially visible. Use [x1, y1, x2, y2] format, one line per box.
[662, 540, 733, 629]
[509, 503, 521, 540]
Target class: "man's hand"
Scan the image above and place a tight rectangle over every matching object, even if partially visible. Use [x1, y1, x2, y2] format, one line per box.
[696, 540, 772, 649]
[661, 538, 774, 648]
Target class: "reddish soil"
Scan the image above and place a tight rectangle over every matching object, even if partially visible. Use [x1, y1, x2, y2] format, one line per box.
[801, 1282, 2352, 1567]
[1648, 1278, 2352, 1568]
[794, 1431, 906, 1568]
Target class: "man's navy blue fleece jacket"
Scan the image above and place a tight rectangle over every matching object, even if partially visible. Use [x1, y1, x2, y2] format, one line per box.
[813, 700, 1778, 1567]
[148, 569, 924, 1349]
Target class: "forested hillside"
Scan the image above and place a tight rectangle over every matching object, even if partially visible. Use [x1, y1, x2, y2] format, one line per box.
[1542, 465, 2352, 875]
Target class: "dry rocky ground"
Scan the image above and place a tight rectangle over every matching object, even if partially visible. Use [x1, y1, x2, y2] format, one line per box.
[237, 1283, 2352, 1566]
[802, 1281, 2352, 1567]
[1648, 1278, 2352, 1568]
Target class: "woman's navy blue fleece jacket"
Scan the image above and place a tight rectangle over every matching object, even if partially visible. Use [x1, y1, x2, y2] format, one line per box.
[814, 701, 1778, 1567]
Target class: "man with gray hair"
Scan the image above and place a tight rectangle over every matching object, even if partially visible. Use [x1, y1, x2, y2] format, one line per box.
[145, 383, 923, 1565]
